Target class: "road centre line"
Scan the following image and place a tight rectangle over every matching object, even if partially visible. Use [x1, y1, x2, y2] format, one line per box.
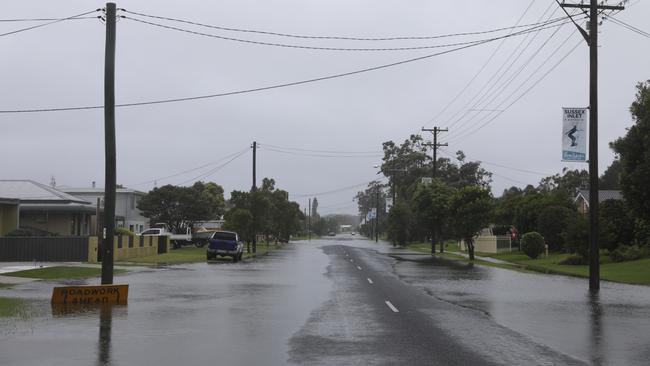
[385, 300, 399, 313]
[367, 278, 373, 284]
[356, 265, 362, 270]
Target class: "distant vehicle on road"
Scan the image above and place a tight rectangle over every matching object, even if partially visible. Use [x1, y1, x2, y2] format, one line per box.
[206, 231, 244, 262]
[140, 224, 192, 248]
[328, 232, 336, 236]
[351, 232, 357, 236]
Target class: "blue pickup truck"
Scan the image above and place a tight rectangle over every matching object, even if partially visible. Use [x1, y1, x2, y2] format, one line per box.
[206, 231, 244, 262]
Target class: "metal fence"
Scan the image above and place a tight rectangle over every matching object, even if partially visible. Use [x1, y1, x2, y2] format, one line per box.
[0, 236, 89, 262]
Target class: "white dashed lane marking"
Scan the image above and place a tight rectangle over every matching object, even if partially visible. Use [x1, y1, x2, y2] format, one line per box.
[356, 266, 362, 270]
[385, 300, 399, 313]
[367, 278, 373, 284]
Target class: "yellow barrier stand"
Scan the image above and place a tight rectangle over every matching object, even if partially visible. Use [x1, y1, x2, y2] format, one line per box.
[51, 284, 128, 305]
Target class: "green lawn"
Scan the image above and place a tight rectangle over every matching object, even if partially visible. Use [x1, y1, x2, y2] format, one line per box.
[406, 243, 650, 285]
[0, 297, 26, 318]
[125, 244, 276, 264]
[4, 266, 125, 280]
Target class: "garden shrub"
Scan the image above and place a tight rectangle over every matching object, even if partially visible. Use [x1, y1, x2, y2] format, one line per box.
[609, 245, 649, 262]
[115, 227, 135, 237]
[521, 231, 545, 259]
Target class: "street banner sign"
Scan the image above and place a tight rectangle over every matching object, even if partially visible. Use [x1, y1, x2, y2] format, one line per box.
[421, 177, 433, 185]
[51, 284, 128, 305]
[386, 198, 393, 210]
[562, 107, 587, 162]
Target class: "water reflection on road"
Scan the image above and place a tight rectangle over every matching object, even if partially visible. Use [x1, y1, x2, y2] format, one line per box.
[350, 238, 650, 366]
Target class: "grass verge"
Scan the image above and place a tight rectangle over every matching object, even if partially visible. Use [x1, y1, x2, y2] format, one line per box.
[124, 244, 278, 265]
[4, 266, 125, 280]
[0, 297, 26, 318]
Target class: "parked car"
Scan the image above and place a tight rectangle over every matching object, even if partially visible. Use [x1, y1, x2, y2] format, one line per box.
[328, 231, 336, 236]
[140, 223, 192, 248]
[206, 231, 244, 262]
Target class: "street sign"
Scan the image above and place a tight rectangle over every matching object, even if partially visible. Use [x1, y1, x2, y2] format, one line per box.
[51, 284, 128, 305]
[562, 107, 587, 162]
[421, 177, 433, 185]
[386, 198, 393, 210]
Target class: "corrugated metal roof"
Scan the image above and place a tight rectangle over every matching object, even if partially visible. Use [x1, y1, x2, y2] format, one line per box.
[0, 180, 91, 204]
[60, 187, 145, 195]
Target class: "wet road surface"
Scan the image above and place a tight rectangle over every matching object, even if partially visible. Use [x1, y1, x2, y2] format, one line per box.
[1, 235, 649, 365]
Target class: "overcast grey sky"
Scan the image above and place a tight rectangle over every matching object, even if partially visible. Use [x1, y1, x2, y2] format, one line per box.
[1, 0, 648, 216]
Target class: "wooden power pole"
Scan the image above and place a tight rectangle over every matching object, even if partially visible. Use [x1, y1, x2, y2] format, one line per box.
[101, 2, 117, 285]
[559, 0, 624, 292]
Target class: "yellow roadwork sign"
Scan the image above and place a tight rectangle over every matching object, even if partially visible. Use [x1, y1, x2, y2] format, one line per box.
[51, 284, 128, 305]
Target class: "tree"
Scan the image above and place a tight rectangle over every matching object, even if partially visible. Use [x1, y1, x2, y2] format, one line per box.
[537, 206, 574, 251]
[311, 197, 319, 219]
[599, 159, 623, 190]
[387, 201, 412, 247]
[599, 199, 635, 251]
[449, 186, 493, 260]
[411, 179, 454, 253]
[138, 182, 225, 232]
[611, 80, 650, 223]
[224, 208, 254, 245]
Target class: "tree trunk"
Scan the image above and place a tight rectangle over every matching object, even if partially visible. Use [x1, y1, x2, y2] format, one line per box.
[438, 228, 444, 253]
[467, 239, 475, 261]
[431, 233, 436, 255]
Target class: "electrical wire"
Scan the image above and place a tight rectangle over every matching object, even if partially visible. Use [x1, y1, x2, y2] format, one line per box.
[257, 143, 382, 155]
[444, 38, 582, 144]
[0, 10, 99, 38]
[177, 148, 249, 185]
[0, 16, 98, 22]
[438, 149, 531, 186]
[126, 147, 251, 186]
[0, 19, 574, 115]
[439, 148, 552, 176]
[122, 8, 569, 42]
[429, 2, 562, 131]
[122, 15, 569, 52]
[263, 147, 382, 159]
[443, 3, 563, 132]
[419, 0, 538, 128]
[293, 180, 385, 198]
[607, 16, 650, 39]
[444, 10, 576, 139]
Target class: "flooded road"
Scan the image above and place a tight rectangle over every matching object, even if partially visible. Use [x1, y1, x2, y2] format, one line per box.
[1, 235, 649, 365]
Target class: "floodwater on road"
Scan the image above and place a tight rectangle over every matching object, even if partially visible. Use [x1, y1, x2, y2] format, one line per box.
[0, 243, 332, 366]
[360, 239, 650, 366]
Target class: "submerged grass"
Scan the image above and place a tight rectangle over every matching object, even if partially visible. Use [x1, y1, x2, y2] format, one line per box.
[4, 266, 125, 280]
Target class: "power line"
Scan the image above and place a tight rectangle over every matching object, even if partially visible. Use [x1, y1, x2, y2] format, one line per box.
[177, 148, 250, 185]
[444, 10, 576, 140]
[607, 16, 650, 38]
[438, 149, 532, 186]
[293, 179, 385, 198]
[122, 8, 569, 42]
[439, 148, 552, 176]
[259, 142, 382, 154]
[432, 2, 563, 131]
[0, 10, 99, 38]
[420, 0, 538, 127]
[263, 147, 382, 159]
[0, 19, 574, 115]
[126, 147, 251, 186]
[443, 3, 563, 132]
[444, 36, 582, 144]
[122, 15, 569, 52]
[0, 16, 99, 22]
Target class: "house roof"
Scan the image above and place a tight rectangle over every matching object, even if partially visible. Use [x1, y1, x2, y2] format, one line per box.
[0, 197, 20, 205]
[0, 180, 91, 204]
[60, 187, 146, 196]
[575, 190, 623, 207]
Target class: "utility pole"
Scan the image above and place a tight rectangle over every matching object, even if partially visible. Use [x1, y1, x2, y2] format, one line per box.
[560, 0, 624, 292]
[422, 126, 448, 254]
[422, 127, 448, 178]
[251, 141, 257, 253]
[308, 198, 312, 241]
[101, 2, 117, 285]
[252, 141, 257, 190]
[375, 187, 379, 243]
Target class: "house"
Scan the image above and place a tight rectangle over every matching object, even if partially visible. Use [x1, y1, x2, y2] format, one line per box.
[574, 190, 623, 215]
[60, 184, 148, 234]
[0, 180, 96, 236]
[0, 197, 19, 235]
